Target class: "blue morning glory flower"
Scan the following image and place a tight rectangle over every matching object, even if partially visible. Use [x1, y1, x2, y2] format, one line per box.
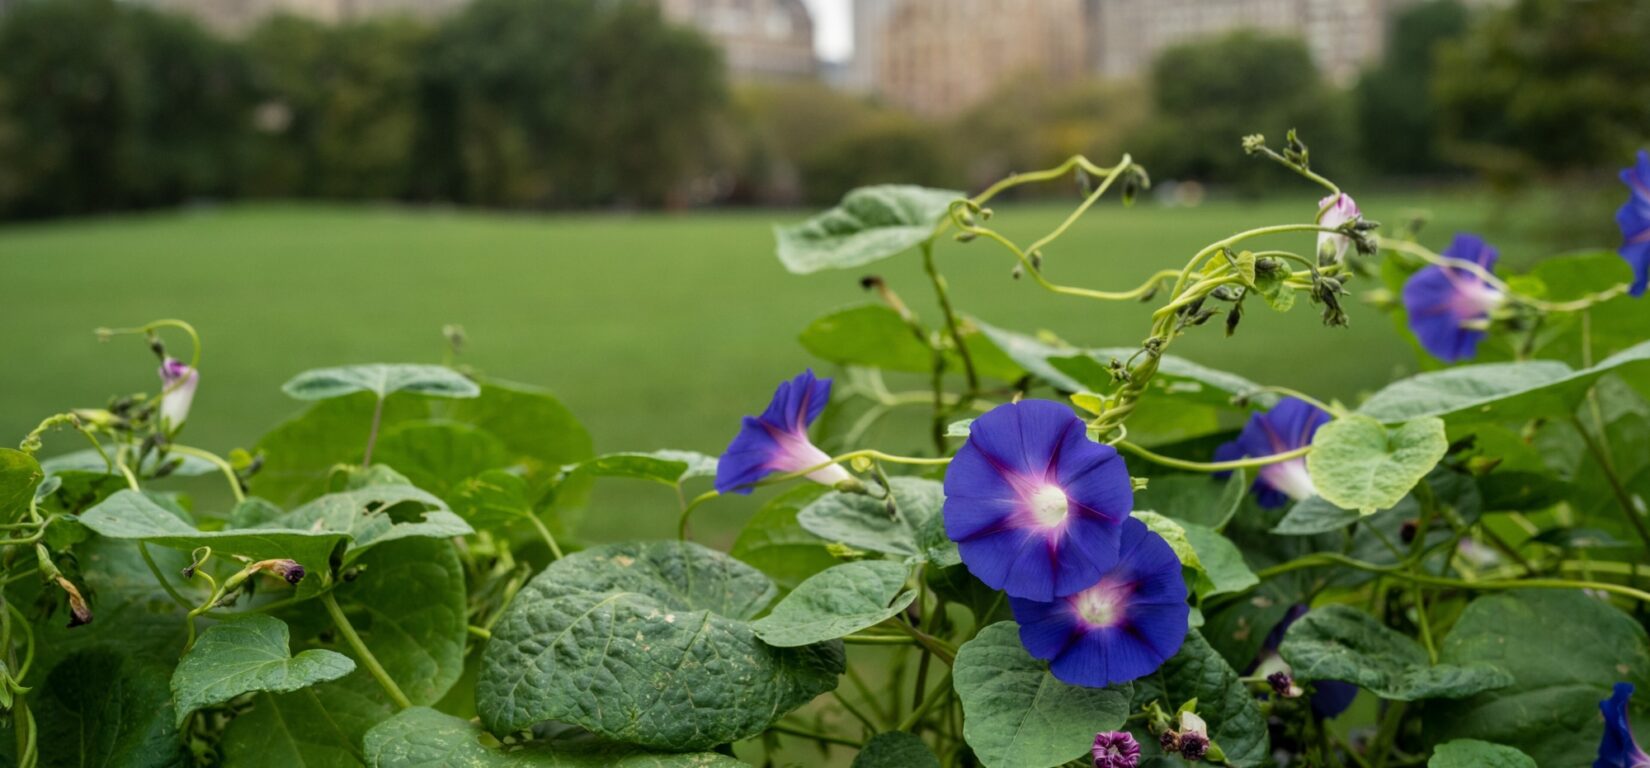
[1598, 682, 1650, 768]
[714, 370, 851, 494]
[1401, 233, 1507, 363]
[942, 400, 1132, 601]
[1618, 150, 1650, 298]
[1007, 517, 1189, 687]
[1213, 397, 1331, 509]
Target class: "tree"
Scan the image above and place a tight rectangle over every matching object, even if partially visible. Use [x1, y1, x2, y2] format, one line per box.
[1354, 0, 1470, 176]
[1434, 0, 1650, 180]
[414, 0, 725, 208]
[0, 0, 248, 218]
[241, 15, 429, 200]
[1128, 32, 1352, 189]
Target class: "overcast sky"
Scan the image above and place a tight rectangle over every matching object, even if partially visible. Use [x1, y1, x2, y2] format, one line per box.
[799, 0, 852, 62]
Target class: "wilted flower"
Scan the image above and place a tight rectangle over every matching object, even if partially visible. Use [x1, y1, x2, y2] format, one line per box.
[1317, 194, 1361, 265]
[56, 576, 92, 628]
[157, 357, 199, 431]
[1598, 683, 1650, 768]
[253, 558, 306, 585]
[1214, 398, 1331, 508]
[1268, 670, 1303, 698]
[1252, 604, 1356, 719]
[1617, 150, 1650, 298]
[1008, 517, 1189, 687]
[943, 400, 1132, 601]
[1091, 730, 1140, 768]
[1402, 234, 1506, 363]
[715, 370, 851, 494]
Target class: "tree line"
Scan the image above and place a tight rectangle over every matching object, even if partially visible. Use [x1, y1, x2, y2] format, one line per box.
[0, 0, 1644, 220]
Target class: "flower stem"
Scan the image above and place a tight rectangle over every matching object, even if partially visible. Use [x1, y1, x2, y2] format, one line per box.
[769, 721, 861, 748]
[523, 511, 564, 561]
[362, 396, 386, 467]
[1117, 441, 1310, 473]
[1256, 552, 1650, 605]
[168, 445, 246, 503]
[322, 592, 411, 709]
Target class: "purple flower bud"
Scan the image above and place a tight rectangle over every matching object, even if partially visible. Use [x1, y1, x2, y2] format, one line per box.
[1091, 731, 1140, 768]
[157, 357, 199, 431]
[251, 559, 306, 585]
[1317, 194, 1361, 265]
[1179, 731, 1209, 761]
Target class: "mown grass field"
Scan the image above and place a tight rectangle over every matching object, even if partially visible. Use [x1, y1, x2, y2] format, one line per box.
[0, 192, 1577, 543]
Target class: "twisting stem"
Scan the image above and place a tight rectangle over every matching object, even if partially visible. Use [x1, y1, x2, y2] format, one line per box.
[1117, 441, 1310, 473]
[524, 512, 564, 561]
[1256, 552, 1650, 605]
[922, 242, 978, 398]
[322, 592, 412, 709]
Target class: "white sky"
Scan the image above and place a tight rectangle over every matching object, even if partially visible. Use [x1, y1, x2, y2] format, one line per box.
[800, 0, 853, 62]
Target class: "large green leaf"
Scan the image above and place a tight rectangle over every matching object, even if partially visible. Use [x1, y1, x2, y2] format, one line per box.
[1271, 495, 1361, 535]
[282, 364, 480, 401]
[751, 560, 916, 647]
[1132, 630, 1268, 767]
[41, 448, 217, 478]
[1307, 415, 1447, 514]
[77, 489, 346, 595]
[1425, 590, 1650, 767]
[371, 421, 512, 501]
[953, 622, 1132, 768]
[774, 185, 963, 274]
[363, 707, 744, 768]
[476, 541, 843, 750]
[0, 447, 43, 520]
[1279, 605, 1510, 701]
[1428, 740, 1535, 768]
[729, 485, 838, 590]
[171, 615, 355, 727]
[1357, 340, 1650, 425]
[35, 649, 185, 768]
[264, 484, 473, 565]
[797, 477, 957, 566]
[1179, 522, 1258, 600]
[852, 731, 941, 768]
[569, 450, 718, 486]
[218, 538, 469, 764]
[252, 393, 432, 506]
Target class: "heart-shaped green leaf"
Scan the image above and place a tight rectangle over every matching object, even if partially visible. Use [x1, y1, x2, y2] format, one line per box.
[775, 185, 963, 274]
[171, 615, 355, 727]
[477, 541, 843, 750]
[1280, 605, 1511, 701]
[751, 560, 916, 647]
[365, 707, 745, 767]
[282, 364, 480, 401]
[1307, 415, 1447, 514]
[953, 622, 1132, 768]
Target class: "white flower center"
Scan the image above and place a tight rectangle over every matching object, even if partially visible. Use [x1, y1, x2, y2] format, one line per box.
[1029, 485, 1069, 527]
[1075, 584, 1124, 628]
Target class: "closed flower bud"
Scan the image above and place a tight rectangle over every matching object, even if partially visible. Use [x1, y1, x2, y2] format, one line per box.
[157, 357, 199, 433]
[56, 577, 92, 628]
[1268, 671, 1303, 698]
[1158, 729, 1181, 753]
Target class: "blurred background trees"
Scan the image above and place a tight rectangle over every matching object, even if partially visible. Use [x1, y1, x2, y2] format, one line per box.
[0, 0, 1644, 220]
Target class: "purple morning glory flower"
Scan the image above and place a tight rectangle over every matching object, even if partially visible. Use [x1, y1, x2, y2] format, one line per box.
[1402, 233, 1507, 363]
[1091, 730, 1141, 768]
[942, 400, 1132, 601]
[1317, 193, 1361, 264]
[1008, 517, 1189, 687]
[1598, 683, 1650, 768]
[1214, 397, 1331, 509]
[157, 357, 198, 432]
[1618, 150, 1650, 298]
[714, 370, 851, 495]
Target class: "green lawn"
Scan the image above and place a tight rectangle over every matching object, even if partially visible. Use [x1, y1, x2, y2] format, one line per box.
[0, 192, 1564, 543]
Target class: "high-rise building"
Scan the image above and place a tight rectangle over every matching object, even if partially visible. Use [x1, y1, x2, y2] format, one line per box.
[659, 0, 817, 81]
[861, 0, 1089, 116]
[1087, 0, 1392, 85]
